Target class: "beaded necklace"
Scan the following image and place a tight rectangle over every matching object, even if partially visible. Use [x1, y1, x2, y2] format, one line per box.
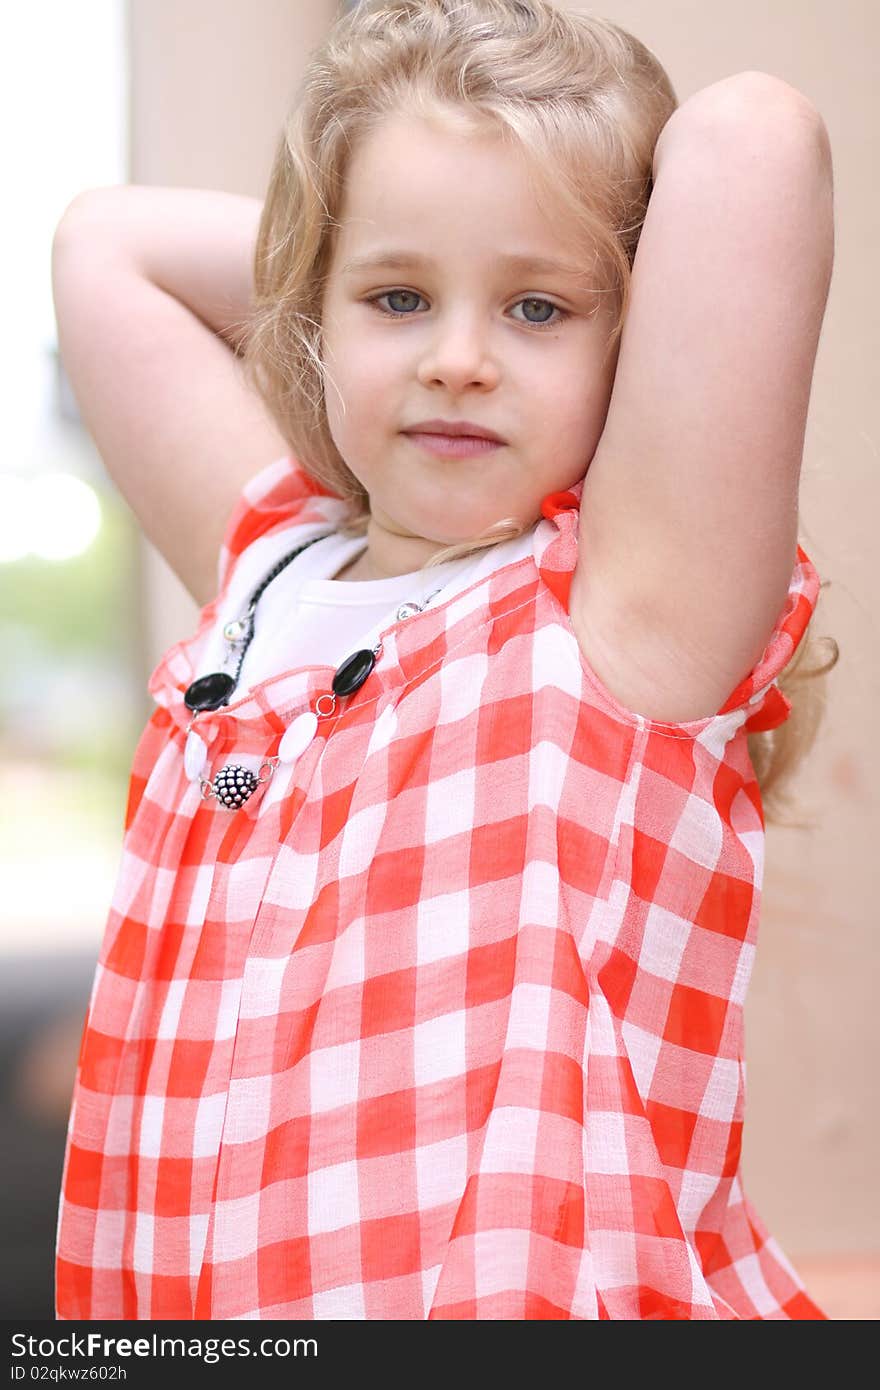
[183, 531, 448, 809]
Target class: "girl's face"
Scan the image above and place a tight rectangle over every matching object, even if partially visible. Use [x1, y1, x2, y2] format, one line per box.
[321, 111, 619, 572]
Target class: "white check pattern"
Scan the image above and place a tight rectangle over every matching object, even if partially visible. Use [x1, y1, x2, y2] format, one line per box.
[56, 456, 824, 1319]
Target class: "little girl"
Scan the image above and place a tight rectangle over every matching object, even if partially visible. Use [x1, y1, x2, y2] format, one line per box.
[51, 0, 835, 1319]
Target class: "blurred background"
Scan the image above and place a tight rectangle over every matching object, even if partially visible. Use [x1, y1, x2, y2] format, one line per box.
[1, 0, 876, 1320]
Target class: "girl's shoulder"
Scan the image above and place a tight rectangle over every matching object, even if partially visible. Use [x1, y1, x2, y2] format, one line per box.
[217, 454, 348, 593]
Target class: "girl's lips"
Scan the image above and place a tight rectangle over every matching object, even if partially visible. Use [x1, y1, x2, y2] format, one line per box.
[404, 431, 504, 458]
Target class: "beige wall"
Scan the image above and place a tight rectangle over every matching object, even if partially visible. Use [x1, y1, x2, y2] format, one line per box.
[128, 0, 877, 1257]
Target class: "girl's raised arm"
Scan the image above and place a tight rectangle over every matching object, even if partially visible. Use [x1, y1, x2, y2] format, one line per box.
[51, 186, 290, 607]
[570, 72, 834, 724]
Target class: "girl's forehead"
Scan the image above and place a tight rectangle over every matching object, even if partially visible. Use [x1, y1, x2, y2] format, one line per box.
[346, 110, 529, 190]
[335, 112, 588, 263]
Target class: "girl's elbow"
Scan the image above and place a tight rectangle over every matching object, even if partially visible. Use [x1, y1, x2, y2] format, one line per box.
[680, 72, 830, 162]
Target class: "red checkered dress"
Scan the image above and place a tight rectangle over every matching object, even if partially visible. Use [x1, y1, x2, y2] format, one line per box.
[56, 455, 825, 1319]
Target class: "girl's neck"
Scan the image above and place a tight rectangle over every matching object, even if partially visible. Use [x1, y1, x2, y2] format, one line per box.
[332, 552, 379, 582]
[334, 519, 452, 582]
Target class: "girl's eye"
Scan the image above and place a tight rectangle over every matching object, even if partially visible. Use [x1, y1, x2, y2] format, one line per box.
[369, 289, 425, 316]
[510, 297, 565, 328]
[366, 290, 567, 329]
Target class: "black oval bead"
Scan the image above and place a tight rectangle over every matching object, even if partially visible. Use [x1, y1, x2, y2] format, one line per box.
[184, 671, 236, 712]
[332, 648, 376, 697]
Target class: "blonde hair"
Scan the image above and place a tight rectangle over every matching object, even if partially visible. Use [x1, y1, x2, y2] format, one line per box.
[243, 0, 837, 823]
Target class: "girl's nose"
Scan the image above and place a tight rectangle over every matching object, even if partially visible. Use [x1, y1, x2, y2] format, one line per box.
[415, 312, 500, 392]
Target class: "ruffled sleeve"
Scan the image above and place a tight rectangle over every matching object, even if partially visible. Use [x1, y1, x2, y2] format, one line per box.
[718, 543, 821, 733]
[146, 456, 344, 723]
[216, 454, 342, 594]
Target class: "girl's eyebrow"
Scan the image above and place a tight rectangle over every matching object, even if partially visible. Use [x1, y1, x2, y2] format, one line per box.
[341, 248, 587, 280]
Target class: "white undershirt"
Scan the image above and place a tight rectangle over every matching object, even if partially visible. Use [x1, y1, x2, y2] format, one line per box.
[211, 526, 537, 693]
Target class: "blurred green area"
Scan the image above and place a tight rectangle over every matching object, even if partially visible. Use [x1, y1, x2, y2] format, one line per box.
[0, 481, 143, 786]
[0, 473, 143, 950]
[3, 487, 132, 655]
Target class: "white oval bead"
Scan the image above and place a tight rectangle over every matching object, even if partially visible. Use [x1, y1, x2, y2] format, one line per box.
[184, 730, 208, 781]
[279, 710, 318, 763]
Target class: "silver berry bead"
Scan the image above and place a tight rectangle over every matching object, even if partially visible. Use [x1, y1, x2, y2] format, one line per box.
[212, 764, 258, 809]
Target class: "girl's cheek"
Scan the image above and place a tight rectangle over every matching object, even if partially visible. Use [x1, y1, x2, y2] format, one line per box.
[354, 347, 411, 382]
